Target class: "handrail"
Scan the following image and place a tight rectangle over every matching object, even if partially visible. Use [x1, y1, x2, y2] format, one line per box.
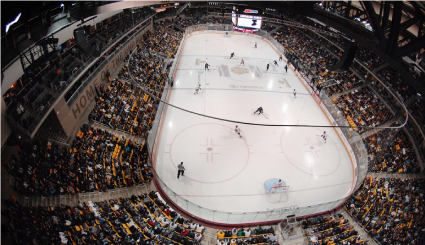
[2, 20, 78, 72]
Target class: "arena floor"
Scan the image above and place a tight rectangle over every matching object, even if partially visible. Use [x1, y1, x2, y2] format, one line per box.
[152, 32, 355, 224]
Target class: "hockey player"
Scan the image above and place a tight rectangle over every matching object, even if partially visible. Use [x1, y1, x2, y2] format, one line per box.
[279, 55, 283, 61]
[284, 65, 288, 73]
[205, 63, 210, 70]
[293, 89, 297, 98]
[230, 52, 235, 59]
[194, 84, 202, 95]
[266, 63, 270, 71]
[254, 107, 263, 115]
[235, 125, 242, 138]
[321, 131, 327, 143]
[274, 179, 284, 188]
[273, 60, 278, 66]
[255, 42, 257, 48]
[240, 59, 244, 66]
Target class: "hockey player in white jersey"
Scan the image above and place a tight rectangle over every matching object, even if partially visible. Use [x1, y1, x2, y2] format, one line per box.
[194, 84, 202, 95]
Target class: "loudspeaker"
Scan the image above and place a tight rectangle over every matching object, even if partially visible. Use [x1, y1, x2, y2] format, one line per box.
[73, 28, 88, 50]
[326, 41, 358, 73]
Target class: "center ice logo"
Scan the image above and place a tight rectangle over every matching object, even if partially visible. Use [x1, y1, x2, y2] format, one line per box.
[231, 67, 249, 75]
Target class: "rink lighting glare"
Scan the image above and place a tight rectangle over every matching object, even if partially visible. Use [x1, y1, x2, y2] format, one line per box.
[168, 121, 173, 128]
[5, 13, 21, 33]
[306, 155, 313, 165]
[252, 73, 255, 77]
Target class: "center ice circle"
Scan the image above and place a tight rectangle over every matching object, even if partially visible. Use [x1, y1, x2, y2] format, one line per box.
[280, 128, 341, 176]
[169, 123, 249, 183]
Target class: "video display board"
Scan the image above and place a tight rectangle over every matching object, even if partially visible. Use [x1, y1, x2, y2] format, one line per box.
[232, 6, 263, 33]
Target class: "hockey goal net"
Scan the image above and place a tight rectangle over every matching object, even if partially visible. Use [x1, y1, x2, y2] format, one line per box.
[264, 179, 289, 203]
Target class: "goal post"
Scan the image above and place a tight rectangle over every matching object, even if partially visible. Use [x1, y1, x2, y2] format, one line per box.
[264, 178, 289, 203]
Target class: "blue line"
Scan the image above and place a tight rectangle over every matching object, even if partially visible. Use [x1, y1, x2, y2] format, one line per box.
[172, 87, 310, 95]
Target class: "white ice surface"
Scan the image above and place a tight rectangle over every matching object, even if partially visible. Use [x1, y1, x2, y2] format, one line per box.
[153, 33, 354, 222]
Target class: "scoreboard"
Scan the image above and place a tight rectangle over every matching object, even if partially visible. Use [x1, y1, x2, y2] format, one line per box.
[232, 6, 263, 33]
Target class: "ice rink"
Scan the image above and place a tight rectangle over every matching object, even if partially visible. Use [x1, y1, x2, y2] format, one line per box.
[152, 32, 355, 223]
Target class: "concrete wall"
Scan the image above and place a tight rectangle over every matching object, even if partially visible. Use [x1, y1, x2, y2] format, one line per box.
[55, 24, 152, 136]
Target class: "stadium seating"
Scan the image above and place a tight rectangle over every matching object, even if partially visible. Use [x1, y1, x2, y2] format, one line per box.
[346, 177, 425, 244]
[8, 124, 151, 196]
[302, 213, 366, 245]
[2, 192, 203, 244]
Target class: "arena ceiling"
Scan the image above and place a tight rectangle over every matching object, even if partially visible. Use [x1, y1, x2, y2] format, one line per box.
[2, 1, 424, 84]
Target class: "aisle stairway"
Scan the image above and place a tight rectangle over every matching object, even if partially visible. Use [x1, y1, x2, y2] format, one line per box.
[360, 115, 403, 139]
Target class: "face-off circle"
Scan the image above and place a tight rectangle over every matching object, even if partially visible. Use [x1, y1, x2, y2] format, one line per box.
[169, 123, 250, 183]
[280, 128, 341, 176]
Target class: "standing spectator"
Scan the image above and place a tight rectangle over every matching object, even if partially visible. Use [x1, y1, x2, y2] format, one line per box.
[177, 162, 185, 179]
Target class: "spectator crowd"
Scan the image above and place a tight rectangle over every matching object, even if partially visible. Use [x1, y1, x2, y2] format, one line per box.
[346, 177, 425, 244]
[89, 27, 183, 136]
[8, 124, 151, 197]
[216, 226, 278, 244]
[363, 128, 420, 173]
[3, 191, 205, 245]
[302, 213, 366, 245]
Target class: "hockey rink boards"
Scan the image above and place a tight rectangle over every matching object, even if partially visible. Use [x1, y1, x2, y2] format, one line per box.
[152, 32, 355, 223]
